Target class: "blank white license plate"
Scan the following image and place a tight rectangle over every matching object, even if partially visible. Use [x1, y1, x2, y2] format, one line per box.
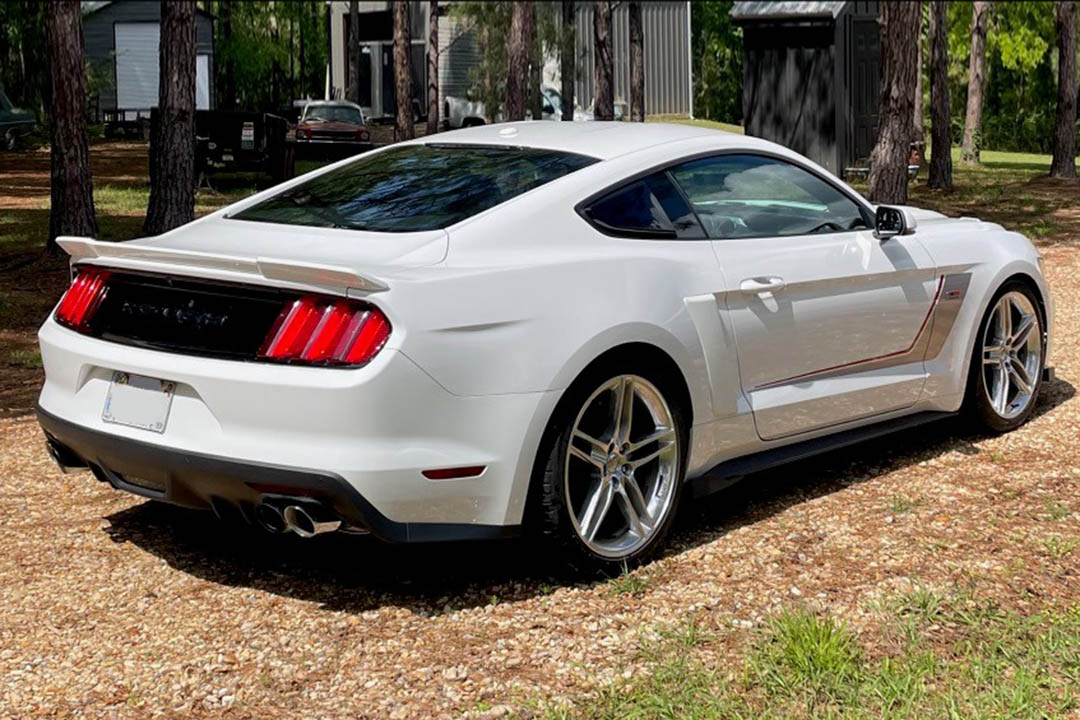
[102, 372, 175, 433]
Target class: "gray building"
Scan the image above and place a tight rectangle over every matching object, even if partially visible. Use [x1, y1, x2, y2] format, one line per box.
[327, 1, 691, 120]
[732, 1, 880, 177]
[82, 0, 215, 123]
[572, 2, 692, 117]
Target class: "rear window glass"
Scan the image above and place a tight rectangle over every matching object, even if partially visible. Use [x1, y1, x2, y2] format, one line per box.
[231, 144, 598, 233]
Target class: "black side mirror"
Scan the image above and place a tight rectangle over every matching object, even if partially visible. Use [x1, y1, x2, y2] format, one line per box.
[875, 206, 914, 239]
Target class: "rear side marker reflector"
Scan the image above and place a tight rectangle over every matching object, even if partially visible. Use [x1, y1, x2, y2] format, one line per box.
[55, 266, 111, 331]
[422, 466, 486, 480]
[259, 295, 391, 367]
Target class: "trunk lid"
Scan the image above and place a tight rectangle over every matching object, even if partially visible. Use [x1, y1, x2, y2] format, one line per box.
[59, 215, 448, 294]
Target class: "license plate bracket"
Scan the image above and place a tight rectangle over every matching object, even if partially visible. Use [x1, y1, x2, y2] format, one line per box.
[102, 372, 175, 433]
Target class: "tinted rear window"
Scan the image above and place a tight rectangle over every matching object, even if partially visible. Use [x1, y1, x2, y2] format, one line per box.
[231, 144, 598, 232]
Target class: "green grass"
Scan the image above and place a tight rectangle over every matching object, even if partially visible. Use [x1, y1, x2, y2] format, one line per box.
[541, 597, 1080, 720]
[647, 114, 744, 135]
[5, 348, 42, 369]
[607, 562, 651, 597]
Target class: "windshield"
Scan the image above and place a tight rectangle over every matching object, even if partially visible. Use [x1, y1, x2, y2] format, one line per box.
[230, 144, 598, 232]
[543, 88, 563, 114]
[303, 105, 363, 124]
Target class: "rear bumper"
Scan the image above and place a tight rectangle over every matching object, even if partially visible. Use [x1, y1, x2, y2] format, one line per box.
[37, 405, 518, 543]
[37, 317, 556, 533]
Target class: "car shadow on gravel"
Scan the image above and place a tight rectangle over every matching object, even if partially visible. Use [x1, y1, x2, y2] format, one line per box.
[103, 377, 1076, 615]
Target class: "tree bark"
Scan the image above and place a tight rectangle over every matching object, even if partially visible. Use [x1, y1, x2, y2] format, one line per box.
[505, 1, 532, 122]
[218, 0, 234, 109]
[393, 1, 414, 140]
[348, 0, 360, 104]
[426, 0, 439, 134]
[928, 0, 952, 190]
[629, 2, 644, 122]
[1050, 1, 1077, 179]
[144, 0, 196, 236]
[913, 2, 924, 142]
[960, 1, 989, 164]
[530, 2, 542, 121]
[561, 1, 576, 121]
[593, 1, 613, 120]
[868, 1, 920, 204]
[45, 0, 97, 250]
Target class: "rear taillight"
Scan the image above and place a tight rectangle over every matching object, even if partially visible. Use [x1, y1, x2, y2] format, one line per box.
[55, 266, 111, 331]
[258, 295, 391, 367]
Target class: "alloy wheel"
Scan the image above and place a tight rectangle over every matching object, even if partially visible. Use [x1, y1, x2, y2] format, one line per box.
[564, 375, 679, 558]
[981, 290, 1042, 420]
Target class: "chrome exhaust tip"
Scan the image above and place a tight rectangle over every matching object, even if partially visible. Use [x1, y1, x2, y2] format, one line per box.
[254, 503, 287, 533]
[282, 504, 342, 538]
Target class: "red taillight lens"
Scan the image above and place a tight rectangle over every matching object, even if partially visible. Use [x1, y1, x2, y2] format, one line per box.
[259, 296, 391, 367]
[55, 266, 111, 331]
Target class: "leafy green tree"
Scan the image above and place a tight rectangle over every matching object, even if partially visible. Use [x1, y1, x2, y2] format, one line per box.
[691, 1, 742, 124]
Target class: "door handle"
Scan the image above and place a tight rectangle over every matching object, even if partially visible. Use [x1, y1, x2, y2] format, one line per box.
[739, 277, 786, 294]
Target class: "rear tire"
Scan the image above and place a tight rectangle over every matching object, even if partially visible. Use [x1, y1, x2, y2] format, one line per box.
[964, 281, 1044, 433]
[530, 359, 688, 570]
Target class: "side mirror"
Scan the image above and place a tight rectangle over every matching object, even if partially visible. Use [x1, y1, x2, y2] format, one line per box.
[875, 206, 918, 239]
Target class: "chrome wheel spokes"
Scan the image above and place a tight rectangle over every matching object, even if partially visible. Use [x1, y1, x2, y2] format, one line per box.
[982, 291, 1042, 420]
[565, 375, 679, 558]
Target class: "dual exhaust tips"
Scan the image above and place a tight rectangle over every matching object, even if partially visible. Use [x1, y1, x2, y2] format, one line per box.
[255, 502, 341, 538]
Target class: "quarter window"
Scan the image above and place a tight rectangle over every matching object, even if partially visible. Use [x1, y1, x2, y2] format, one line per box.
[583, 172, 704, 239]
[668, 155, 870, 239]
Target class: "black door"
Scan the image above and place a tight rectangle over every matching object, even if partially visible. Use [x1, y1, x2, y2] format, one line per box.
[851, 19, 880, 165]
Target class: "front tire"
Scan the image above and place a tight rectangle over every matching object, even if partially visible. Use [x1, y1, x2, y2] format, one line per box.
[532, 363, 687, 570]
[965, 282, 1045, 432]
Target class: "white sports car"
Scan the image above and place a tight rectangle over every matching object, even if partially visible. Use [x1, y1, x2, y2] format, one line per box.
[37, 122, 1052, 567]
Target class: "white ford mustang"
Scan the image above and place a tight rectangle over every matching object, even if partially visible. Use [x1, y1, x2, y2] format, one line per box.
[37, 122, 1052, 567]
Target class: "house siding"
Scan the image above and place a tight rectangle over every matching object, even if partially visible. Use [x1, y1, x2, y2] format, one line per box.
[573, 1, 691, 116]
[83, 0, 214, 116]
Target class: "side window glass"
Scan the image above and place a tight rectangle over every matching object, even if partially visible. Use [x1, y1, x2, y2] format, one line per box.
[584, 172, 704, 239]
[668, 155, 869, 240]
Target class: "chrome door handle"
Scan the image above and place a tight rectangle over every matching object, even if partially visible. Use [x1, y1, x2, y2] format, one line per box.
[739, 277, 786, 293]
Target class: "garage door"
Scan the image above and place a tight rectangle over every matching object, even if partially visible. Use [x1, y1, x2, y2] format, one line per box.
[114, 23, 210, 115]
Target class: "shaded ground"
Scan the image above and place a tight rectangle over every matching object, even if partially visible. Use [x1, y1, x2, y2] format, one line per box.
[0, 139, 1079, 717]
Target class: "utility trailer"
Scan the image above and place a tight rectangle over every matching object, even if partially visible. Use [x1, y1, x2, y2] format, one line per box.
[194, 110, 296, 183]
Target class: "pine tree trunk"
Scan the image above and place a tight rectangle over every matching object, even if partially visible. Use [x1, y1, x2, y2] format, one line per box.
[928, 0, 952, 190]
[530, 2, 542, 121]
[144, 0, 196, 236]
[393, 1, 414, 140]
[960, 1, 989, 165]
[45, 0, 97, 251]
[219, 0, 234, 109]
[868, 1, 920, 204]
[913, 3, 924, 142]
[1050, 1, 1077, 179]
[348, 0, 360, 104]
[593, 1, 613, 120]
[426, 0, 439, 135]
[629, 2, 644, 122]
[505, 1, 531, 122]
[561, 1, 576, 121]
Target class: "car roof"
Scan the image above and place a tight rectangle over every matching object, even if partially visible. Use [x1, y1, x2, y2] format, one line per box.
[412, 121, 756, 161]
[303, 100, 363, 110]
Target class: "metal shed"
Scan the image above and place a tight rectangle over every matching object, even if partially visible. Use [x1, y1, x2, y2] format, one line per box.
[732, 1, 880, 177]
[82, 0, 215, 123]
[573, 1, 692, 116]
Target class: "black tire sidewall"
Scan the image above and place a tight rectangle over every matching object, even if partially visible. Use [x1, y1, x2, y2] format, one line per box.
[528, 359, 689, 570]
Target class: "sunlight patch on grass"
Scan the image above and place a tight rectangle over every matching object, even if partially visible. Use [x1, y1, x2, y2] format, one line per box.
[648, 114, 744, 135]
[541, 596, 1080, 719]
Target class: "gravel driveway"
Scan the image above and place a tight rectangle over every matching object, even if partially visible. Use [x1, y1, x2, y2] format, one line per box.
[2, 247, 1078, 719]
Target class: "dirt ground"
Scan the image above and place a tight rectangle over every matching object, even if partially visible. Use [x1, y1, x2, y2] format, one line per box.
[1, 143, 1079, 718]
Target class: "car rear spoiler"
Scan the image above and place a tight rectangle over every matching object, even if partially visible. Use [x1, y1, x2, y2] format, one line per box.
[55, 236, 388, 293]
